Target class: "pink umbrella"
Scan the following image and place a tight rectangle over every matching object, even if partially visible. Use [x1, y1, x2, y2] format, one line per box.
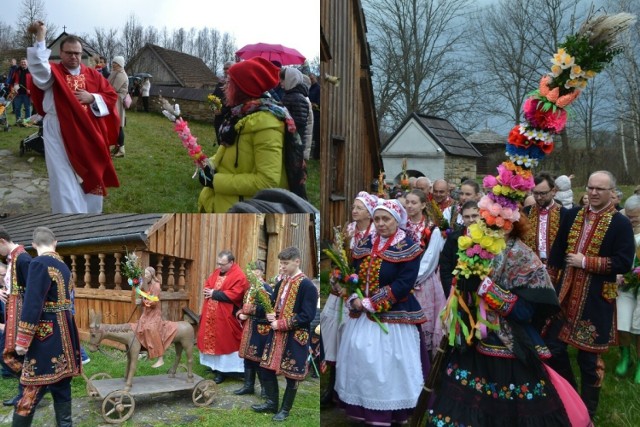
[236, 43, 306, 65]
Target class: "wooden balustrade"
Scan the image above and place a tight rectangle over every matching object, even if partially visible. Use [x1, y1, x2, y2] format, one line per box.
[62, 252, 192, 293]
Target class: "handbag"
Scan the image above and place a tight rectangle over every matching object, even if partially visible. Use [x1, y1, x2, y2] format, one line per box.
[124, 93, 132, 109]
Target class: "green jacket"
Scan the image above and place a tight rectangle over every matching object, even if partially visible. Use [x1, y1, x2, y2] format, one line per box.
[198, 110, 288, 213]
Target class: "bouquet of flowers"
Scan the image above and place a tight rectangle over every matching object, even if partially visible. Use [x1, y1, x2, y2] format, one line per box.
[400, 158, 410, 191]
[207, 94, 223, 114]
[157, 95, 215, 185]
[622, 266, 640, 296]
[244, 263, 274, 314]
[122, 250, 144, 287]
[441, 11, 636, 349]
[323, 226, 388, 333]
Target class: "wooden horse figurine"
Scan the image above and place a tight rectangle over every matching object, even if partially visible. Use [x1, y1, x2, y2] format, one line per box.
[87, 308, 195, 391]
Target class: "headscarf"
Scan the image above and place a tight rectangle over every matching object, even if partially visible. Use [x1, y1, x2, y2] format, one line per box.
[355, 191, 378, 217]
[374, 198, 408, 227]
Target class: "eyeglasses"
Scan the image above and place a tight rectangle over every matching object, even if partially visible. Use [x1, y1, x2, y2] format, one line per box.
[62, 51, 82, 57]
[532, 190, 552, 197]
[585, 186, 612, 193]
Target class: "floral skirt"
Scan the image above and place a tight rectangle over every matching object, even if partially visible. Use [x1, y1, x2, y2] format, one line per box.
[414, 272, 447, 356]
[426, 346, 571, 426]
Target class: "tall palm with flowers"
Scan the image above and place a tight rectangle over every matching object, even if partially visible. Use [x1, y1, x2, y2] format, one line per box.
[440, 12, 637, 348]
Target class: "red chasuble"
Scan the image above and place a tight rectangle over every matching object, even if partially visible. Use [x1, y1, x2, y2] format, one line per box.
[197, 263, 249, 355]
[29, 63, 120, 196]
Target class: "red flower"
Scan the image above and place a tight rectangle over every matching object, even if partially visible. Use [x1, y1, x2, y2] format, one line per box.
[507, 125, 529, 148]
[523, 98, 567, 133]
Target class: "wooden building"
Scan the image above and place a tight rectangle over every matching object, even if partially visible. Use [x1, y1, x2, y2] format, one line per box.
[0, 213, 318, 342]
[467, 129, 506, 177]
[320, 0, 383, 242]
[382, 113, 482, 184]
[125, 43, 219, 120]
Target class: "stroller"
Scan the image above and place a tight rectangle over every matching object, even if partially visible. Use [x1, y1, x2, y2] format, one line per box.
[19, 116, 45, 156]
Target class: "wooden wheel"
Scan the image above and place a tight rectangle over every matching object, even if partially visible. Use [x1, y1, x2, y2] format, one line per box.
[101, 390, 135, 424]
[192, 379, 216, 407]
[86, 373, 112, 397]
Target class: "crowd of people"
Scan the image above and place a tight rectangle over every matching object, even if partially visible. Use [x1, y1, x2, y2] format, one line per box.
[3, 22, 319, 214]
[321, 171, 638, 426]
[0, 224, 319, 425]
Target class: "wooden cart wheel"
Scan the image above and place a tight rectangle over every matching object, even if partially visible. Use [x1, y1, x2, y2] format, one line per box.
[102, 390, 135, 424]
[86, 372, 112, 398]
[192, 379, 217, 407]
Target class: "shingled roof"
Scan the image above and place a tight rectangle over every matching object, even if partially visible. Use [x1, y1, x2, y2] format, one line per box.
[129, 43, 217, 88]
[0, 214, 168, 250]
[384, 112, 481, 158]
[467, 129, 505, 146]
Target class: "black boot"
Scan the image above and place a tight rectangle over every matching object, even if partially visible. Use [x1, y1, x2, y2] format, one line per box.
[213, 371, 225, 384]
[257, 372, 267, 398]
[581, 385, 601, 419]
[54, 401, 73, 427]
[320, 364, 335, 407]
[12, 413, 34, 427]
[251, 377, 279, 413]
[273, 382, 298, 421]
[234, 367, 255, 395]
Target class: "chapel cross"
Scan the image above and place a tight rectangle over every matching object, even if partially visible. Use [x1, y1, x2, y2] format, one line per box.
[63, 25, 67, 32]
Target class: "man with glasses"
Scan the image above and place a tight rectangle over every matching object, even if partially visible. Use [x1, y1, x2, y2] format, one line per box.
[523, 172, 566, 264]
[544, 170, 635, 421]
[27, 21, 119, 213]
[197, 250, 249, 384]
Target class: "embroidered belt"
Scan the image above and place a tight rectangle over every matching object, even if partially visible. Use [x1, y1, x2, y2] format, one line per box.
[42, 300, 73, 313]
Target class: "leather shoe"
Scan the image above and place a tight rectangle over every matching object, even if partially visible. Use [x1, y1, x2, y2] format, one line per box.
[3, 395, 18, 406]
[213, 372, 225, 384]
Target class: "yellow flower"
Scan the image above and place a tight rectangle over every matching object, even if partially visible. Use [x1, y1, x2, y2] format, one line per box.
[489, 238, 506, 254]
[469, 224, 484, 242]
[480, 236, 494, 249]
[550, 64, 563, 77]
[570, 64, 584, 79]
[551, 48, 574, 70]
[584, 70, 596, 79]
[458, 235, 473, 250]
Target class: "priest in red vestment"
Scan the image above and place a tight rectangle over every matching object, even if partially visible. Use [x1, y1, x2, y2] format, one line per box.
[27, 21, 119, 214]
[197, 250, 249, 384]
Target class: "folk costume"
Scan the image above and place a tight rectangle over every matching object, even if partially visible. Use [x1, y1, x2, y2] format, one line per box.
[436, 196, 454, 213]
[27, 40, 120, 214]
[130, 279, 177, 359]
[258, 272, 318, 419]
[197, 263, 248, 375]
[335, 229, 426, 426]
[2, 246, 31, 374]
[439, 227, 466, 298]
[13, 252, 81, 425]
[545, 204, 635, 417]
[236, 280, 273, 395]
[404, 216, 446, 356]
[427, 238, 586, 427]
[523, 201, 566, 263]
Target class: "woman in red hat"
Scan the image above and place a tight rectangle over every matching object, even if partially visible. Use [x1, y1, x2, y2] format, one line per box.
[198, 57, 296, 213]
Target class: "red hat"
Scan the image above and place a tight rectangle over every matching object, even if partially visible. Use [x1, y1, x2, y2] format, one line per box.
[227, 57, 280, 98]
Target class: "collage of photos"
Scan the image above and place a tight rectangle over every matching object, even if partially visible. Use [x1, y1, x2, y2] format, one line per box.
[2, 0, 640, 427]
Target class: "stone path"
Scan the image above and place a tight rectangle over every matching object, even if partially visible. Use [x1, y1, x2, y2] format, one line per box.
[0, 149, 50, 214]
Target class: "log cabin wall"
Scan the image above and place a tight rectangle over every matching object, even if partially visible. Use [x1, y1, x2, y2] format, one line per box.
[320, 0, 383, 243]
[0, 214, 318, 344]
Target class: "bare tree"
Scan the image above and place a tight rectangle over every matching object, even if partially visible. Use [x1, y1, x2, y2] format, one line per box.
[0, 22, 15, 51]
[219, 33, 237, 68]
[88, 27, 122, 64]
[122, 14, 144, 62]
[364, 0, 481, 135]
[172, 28, 186, 52]
[14, 0, 57, 47]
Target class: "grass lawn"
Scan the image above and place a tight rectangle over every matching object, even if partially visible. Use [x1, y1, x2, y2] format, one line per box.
[0, 342, 319, 426]
[0, 111, 319, 213]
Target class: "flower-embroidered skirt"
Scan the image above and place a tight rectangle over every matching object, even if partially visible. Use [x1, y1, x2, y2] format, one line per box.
[426, 346, 572, 426]
[320, 293, 348, 362]
[335, 315, 422, 425]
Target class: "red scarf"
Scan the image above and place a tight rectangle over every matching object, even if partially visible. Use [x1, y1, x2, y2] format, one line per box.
[30, 63, 120, 195]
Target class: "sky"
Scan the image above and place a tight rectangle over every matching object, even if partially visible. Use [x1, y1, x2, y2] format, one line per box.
[2, 0, 320, 61]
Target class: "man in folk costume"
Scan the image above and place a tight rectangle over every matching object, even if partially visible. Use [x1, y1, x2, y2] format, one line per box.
[545, 170, 635, 419]
[523, 172, 567, 264]
[0, 226, 32, 408]
[13, 227, 81, 427]
[197, 250, 249, 384]
[254, 247, 318, 421]
[27, 22, 119, 214]
[432, 179, 454, 213]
